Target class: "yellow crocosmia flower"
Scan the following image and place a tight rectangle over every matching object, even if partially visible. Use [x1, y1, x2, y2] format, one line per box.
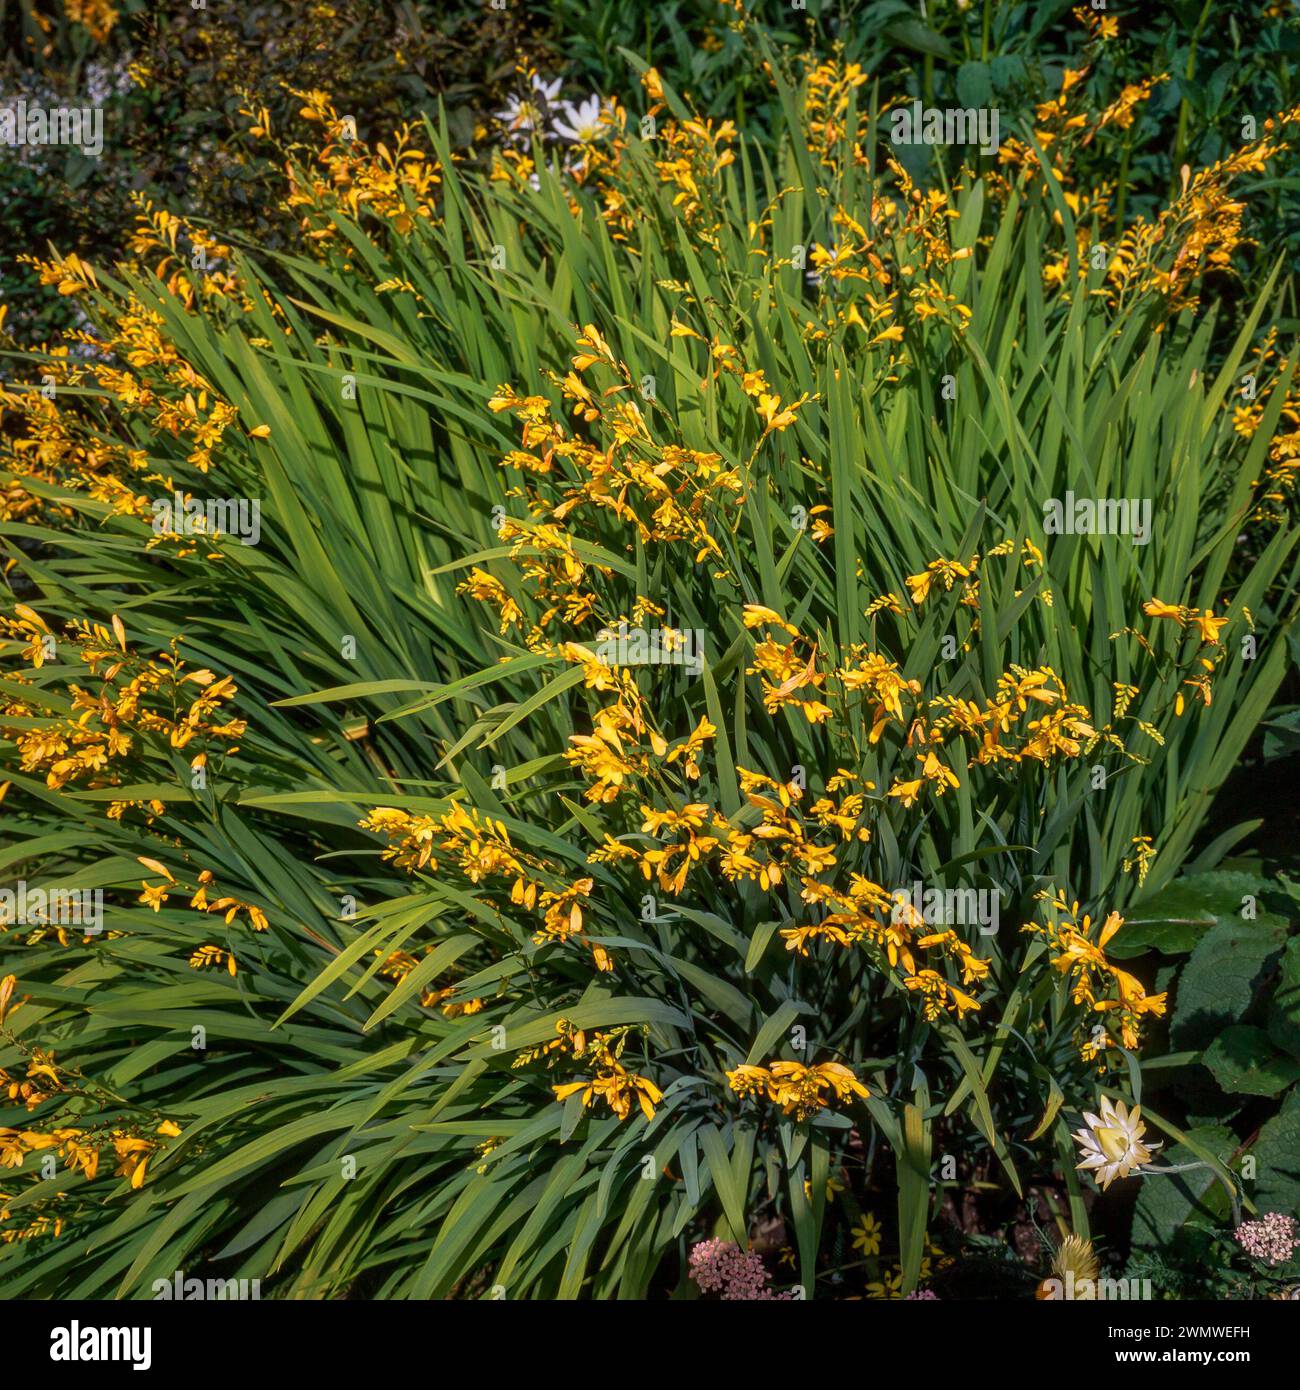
[919, 750, 960, 792]
[905, 570, 934, 605]
[887, 778, 924, 808]
[1142, 598, 1185, 623]
[757, 392, 808, 433]
[553, 1079, 592, 1106]
[111, 1135, 155, 1189]
[949, 986, 981, 1017]
[572, 324, 613, 370]
[138, 882, 170, 912]
[555, 1062, 661, 1121]
[760, 1059, 870, 1120]
[1098, 911, 1124, 950]
[725, 1064, 772, 1100]
[1191, 608, 1228, 644]
[740, 369, 769, 397]
[812, 1061, 871, 1102]
[742, 604, 798, 634]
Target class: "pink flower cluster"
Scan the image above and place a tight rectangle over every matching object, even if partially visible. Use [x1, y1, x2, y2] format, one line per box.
[688, 1238, 792, 1300]
[1235, 1213, 1300, 1267]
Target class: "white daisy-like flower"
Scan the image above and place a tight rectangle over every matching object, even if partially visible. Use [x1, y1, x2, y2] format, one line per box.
[530, 74, 564, 105]
[494, 94, 544, 142]
[552, 95, 605, 144]
[494, 76, 566, 145]
[1073, 1095, 1160, 1190]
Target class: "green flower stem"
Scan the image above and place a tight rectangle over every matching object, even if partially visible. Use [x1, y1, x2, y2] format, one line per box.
[1140, 1160, 1242, 1229]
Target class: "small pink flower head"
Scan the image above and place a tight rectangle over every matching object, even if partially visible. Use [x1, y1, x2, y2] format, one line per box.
[688, 1238, 792, 1300]
[1235, 1213, 1300, 1267]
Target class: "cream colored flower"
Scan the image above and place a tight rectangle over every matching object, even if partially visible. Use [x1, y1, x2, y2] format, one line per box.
[1073, 1095, 1160, 1189]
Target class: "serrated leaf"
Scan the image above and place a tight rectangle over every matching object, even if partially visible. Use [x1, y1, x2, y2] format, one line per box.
[1203, 1024, 1300, 1097]
[1170, 918, 1287, 1049]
